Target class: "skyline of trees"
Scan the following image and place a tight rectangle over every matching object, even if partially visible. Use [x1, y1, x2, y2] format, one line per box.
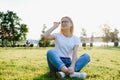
[0, 10, 120, 47]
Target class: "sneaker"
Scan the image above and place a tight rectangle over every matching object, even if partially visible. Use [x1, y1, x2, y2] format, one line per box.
[70, 72, 86, 79]
[56, 72, 66, 78]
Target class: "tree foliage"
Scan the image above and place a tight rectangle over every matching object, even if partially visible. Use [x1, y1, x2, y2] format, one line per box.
[0, 10, 28, 47]
[102, 24, 119, 46]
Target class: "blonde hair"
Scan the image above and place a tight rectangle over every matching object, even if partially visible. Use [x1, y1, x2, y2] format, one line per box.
[60, 16, 74, 35]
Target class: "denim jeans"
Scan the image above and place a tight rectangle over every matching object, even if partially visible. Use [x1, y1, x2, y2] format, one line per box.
[46, 49, 90, 72]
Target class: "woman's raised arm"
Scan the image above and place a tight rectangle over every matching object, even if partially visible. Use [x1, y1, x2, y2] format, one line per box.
[42, 22, 60, 40]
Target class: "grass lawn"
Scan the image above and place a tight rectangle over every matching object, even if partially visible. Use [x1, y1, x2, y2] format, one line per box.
[0, 47, 120, 80]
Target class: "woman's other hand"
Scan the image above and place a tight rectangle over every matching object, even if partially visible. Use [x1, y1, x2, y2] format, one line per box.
[68, 66, 74, 74]
[53, 22, 60, 27]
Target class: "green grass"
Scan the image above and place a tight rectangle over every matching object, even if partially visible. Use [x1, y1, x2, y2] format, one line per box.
[0, 47, 120, 80]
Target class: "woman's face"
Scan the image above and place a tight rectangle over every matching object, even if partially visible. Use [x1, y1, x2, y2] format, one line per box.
[61, 17, 72, 30]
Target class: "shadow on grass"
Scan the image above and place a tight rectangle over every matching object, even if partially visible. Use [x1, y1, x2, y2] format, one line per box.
[33, 72, 84, 80]
[33, 72, 57, 80]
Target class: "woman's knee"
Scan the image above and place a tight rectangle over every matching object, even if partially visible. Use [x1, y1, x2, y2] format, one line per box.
[82, 53, 91, 62]
[46, 49, 56, 57]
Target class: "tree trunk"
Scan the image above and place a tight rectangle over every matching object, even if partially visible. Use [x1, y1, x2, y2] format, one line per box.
[114, 42, 118, 47]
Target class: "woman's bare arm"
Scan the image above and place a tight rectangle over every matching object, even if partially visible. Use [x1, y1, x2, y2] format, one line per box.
[42, 22, 60, 40]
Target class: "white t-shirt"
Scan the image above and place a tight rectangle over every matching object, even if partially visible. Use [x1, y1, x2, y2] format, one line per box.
[53, 33, 80, 59]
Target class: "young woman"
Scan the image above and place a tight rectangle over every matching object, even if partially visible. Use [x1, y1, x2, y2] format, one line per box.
[42, 16, 90, 78]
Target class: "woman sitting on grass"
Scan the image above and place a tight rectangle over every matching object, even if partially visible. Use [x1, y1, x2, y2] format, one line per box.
[42, 16, 90, 79]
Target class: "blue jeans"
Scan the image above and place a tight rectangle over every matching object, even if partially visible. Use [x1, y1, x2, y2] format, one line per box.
[46, 49, 90, 72]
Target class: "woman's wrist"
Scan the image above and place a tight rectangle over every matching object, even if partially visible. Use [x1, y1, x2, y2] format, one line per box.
[61, 66, 69, 75]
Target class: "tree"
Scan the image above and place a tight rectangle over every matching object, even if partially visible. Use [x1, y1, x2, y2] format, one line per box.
[0, 10, 28, 47]
[38, 39, 50, 47]
[102, 24, 111, 46]
[6, 11, 21, 47]
[110, 28, 119, 46]
[80, 28, 87, 48]
[81, 28, 87, 42]
[39, 24, 49, 47]
[102, 24, 119, 47]
[20, 24, 28, 40]
[113, 28, 119, 46]
[0, 11, 5, 47]
[0, 11, 10, 47]
[90, 33, 94, 47]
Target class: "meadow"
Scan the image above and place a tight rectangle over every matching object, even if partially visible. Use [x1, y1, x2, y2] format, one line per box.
[0, 47, 120, 80]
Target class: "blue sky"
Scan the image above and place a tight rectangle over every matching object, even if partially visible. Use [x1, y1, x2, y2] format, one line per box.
[0, 0, 120, 39]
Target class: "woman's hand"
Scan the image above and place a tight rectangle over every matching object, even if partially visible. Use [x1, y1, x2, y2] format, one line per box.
[61, 66, 72, 75]
[68, 66, 74, 74]
[53, 22, 60, 27]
